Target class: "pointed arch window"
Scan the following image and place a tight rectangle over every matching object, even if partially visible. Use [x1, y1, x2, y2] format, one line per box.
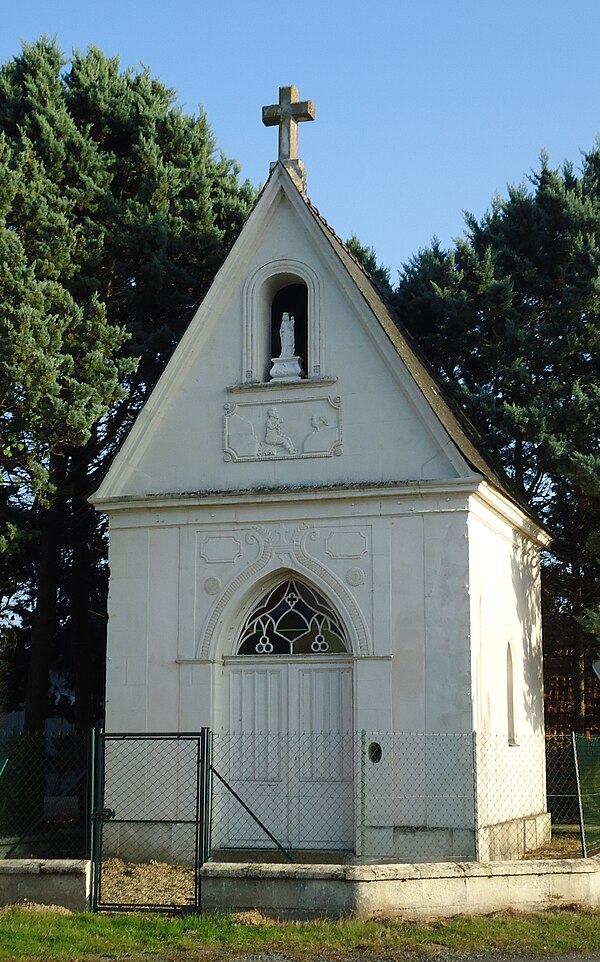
[237, 579, 348, 655]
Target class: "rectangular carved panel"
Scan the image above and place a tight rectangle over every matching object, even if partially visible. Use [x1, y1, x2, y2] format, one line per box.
[223, 396, 342, 462]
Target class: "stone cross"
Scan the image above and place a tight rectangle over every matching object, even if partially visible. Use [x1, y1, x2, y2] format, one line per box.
[262, 86, 316, 163]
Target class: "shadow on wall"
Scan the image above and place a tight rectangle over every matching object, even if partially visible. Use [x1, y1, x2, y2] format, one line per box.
[511, 537, 545, 735]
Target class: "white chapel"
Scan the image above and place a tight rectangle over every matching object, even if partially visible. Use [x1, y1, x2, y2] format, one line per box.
[92, 87, 552, 862]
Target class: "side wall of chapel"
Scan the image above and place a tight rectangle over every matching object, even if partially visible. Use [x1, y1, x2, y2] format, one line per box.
[467, 497, 547, 824]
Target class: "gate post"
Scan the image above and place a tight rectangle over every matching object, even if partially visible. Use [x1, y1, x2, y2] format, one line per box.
[90, 728, 105, 912]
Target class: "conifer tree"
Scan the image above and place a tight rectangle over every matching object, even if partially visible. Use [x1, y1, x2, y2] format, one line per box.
[0, 40, 254, 730]
[346, 234, 393, 294]
[394, 154, 600, 732]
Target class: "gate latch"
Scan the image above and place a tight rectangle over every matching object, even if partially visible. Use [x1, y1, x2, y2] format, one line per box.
[93, 807, 116, 821]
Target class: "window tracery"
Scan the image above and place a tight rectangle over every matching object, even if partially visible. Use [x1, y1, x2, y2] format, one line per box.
[237, 578, 348, 655]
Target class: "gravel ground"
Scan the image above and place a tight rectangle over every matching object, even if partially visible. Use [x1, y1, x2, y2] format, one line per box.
[101, 857, 196, 906]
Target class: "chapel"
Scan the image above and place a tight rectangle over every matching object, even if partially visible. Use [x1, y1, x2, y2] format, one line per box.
[92, 87, 551, 862]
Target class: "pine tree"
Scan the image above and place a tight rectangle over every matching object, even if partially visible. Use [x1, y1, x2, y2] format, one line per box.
[394, 154, 600, 732]
[0, 40, 255, 730]
[345, 234, 392, 294]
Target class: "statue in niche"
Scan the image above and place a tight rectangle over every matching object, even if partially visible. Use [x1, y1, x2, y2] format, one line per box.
[269, 312, 304, 382]
[279, 312, 295, 357]
[259, 406, 296, 456]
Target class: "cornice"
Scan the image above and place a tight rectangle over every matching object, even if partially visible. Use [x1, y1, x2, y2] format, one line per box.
[91, 475, 484, 512]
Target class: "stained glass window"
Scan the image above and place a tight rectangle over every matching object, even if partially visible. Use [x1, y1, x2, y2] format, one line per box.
[237, 579, 348, 655]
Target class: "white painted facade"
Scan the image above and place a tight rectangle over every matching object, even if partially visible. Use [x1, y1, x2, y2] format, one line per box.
[92, 162, 551, 860]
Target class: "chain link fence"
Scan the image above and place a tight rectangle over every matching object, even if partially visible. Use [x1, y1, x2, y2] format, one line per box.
[0, 731, 90, 859]
[211, 732, 355, 859]
[357, 732, 477, 861]
[546, 734, 584, 851]
[475, 733, 551, 860]
[0, 730, 585, 873]
[210, 732, 579, 862]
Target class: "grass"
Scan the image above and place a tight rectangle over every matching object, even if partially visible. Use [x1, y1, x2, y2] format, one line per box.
[2, 908, 600, 961]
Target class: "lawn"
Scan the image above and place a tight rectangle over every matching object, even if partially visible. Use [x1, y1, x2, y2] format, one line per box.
[2, 907, 600, 961]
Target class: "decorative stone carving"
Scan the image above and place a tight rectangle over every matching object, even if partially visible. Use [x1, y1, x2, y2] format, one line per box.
[279, 312, 295, 355]
[204, 577, 221, 595]
[346, 568, 365, 587]
[325, 530, 368, 559]
[258, 406, 296, 456]
[269, 313, 304, 383]
[223, 396, 342, 462]
[198, 523, 370, 658]
[242, 259, 322, 383]
[199, 536, 242, 564]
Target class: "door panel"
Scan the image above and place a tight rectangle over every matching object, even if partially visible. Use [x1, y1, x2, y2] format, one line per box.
[228, 666, 284, 736]
[221, 667, 289, 847]
[222, 660, 354, 851]
[293, 665, 354, 848]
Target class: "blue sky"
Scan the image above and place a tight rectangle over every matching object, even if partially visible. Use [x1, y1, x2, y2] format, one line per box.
[2, 1, 600, 279]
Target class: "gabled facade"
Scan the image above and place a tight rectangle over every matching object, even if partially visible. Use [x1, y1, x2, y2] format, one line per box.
[92, 150, 551, 862]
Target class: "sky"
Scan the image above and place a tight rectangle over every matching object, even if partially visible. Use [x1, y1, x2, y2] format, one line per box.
[2, 0, 600, 279]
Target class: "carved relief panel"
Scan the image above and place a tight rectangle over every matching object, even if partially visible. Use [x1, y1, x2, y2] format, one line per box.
[223, 396, 342, 462]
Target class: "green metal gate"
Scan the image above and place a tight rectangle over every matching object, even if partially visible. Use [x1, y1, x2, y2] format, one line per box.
[91, 730, 211, 912]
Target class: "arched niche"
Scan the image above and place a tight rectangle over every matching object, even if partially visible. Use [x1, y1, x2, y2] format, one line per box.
[242, 259, 322, 383]
[270, 283, 308, 379]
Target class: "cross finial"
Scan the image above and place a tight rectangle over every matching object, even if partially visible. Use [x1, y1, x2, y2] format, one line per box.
[262, 85, 315, 191]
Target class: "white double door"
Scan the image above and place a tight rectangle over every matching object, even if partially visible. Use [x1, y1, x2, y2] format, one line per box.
[220, 659, 354, 850]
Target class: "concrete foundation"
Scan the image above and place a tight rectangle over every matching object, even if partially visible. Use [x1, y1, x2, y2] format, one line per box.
[2, 853, 592, 919]
[201, 857, 600, 920]
[0, 860, 91, 912]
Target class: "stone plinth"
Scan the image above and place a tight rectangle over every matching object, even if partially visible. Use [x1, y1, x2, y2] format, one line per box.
[269, 355, 304, 382]
[0, 860, 91, 911]
[201, 857, 600, 920]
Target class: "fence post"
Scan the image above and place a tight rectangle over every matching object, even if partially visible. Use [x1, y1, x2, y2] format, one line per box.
[194, 728, 212, 911]
[204, 729, 213, 866]
[359, 730, 366, 858]
[572, 731, 587, 859]
[472, 731, 479, 862]
[90, 728, 105, 913]
[85, 728, 95, 861]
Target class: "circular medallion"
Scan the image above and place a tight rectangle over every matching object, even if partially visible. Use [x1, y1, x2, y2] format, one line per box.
[346, 567, 365, 587]
[204, 577, 221, 595]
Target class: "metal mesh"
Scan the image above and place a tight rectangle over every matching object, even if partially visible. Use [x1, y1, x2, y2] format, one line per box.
[0, 731, 89, 859]
[358, 732, 476, 861]
[211, 732, 355, 859]
[208, 732, 583, 863]
[546, 734, 584, 852]
[474, 733, 552, 860]
[209, 732, 477, 862]
[93, 733, 209, 911]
